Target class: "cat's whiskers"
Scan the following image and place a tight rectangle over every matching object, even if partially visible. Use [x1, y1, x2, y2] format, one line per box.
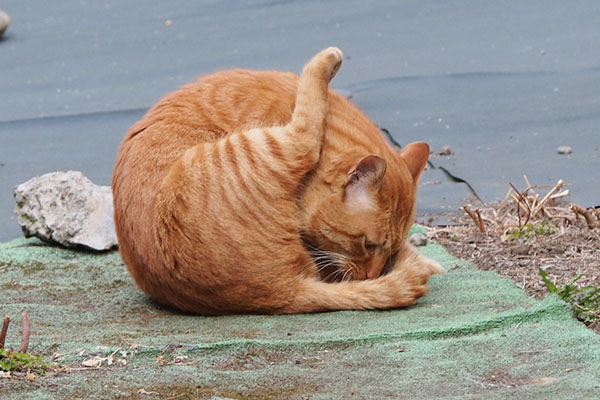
[315, 259, 338, 273]
[341, 268, 352, 282]
[310, 249, 352, 282]
[324, 267, 344, 282]
[303, 245, 350, 282]
[306, 244, 347, 265]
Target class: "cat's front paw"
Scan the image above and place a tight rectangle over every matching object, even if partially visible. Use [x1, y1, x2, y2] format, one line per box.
[387, 268, 429, 307]
[423, 257, 445, 275]
[305, 47, 343, 83]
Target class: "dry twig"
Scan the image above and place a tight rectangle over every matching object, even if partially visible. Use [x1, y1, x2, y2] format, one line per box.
[509, 182, 531, 227]
[593, 208, 600, 223]
[17, 309, 30, 353]
[463, 206, 485, 233]
[107, 322, 150, 349]
[532, 180, 564, 217]
[108, 322, 133, 348]
[523, 175, 532, 190]
[575, 304, 600, 318]
[475, 209, 486, 233]
[0, 315, 10, 349]
[571, 204, 597, 229]
[0, 310, 31, 353]
[550, 189, 570, 200]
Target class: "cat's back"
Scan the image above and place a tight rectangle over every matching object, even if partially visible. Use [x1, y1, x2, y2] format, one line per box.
[135, 69, 299, 145]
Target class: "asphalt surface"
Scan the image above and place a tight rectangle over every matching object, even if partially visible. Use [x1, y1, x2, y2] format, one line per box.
[1, 1, 599, 241]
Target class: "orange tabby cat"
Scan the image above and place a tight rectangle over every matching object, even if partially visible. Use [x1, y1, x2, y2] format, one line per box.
[112, 47, 443, 315]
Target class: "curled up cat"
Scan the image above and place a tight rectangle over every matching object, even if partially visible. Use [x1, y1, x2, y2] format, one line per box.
[112, 47, 444, 315]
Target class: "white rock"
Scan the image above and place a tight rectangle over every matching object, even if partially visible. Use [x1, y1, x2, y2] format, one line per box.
[0, 9, 10, 38]
[13, 171, 117, 251]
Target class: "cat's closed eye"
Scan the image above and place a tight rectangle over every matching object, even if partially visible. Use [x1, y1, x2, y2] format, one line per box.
[363, 237, 378, 252]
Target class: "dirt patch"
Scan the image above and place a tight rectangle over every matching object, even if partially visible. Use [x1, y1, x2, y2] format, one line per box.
[482, 367, 557, 389]
[425, 181, 600, 333]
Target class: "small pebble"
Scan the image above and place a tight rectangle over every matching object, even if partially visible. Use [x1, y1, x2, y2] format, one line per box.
[434, 145, 454, 156]
[0, 9, 10, 38]
[409, 233, 428, 247]
[557, 146, 572, 155]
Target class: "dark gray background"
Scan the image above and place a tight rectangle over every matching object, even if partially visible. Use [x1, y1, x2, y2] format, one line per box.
[1, 1, 599, 241]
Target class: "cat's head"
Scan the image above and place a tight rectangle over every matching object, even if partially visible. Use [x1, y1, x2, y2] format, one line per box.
[301, 142, 430, 281]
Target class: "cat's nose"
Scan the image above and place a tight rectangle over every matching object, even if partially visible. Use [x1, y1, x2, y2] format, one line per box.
[367, 270, 379, 279]
[367, 262, 384, 279]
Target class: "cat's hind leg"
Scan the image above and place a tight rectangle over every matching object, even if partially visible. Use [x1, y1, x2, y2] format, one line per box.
[282, 47, 343, 171]
[291, 46, 342, 134]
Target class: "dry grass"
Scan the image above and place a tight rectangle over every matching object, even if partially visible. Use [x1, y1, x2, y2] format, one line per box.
[426, 177, 600, 332]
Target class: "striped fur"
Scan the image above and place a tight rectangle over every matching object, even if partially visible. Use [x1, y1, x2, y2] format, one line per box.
[112, 47, 443, 315]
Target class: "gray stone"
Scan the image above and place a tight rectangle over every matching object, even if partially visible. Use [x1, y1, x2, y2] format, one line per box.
[0, 9, 10, 38]
[13, 171, 117, 251]
[409, 232, 428, 247]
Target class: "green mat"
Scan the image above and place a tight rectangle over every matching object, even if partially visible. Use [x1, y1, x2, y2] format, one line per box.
[1, 227, 599, 399]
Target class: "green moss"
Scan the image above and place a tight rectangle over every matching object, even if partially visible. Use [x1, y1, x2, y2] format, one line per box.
[57, 263, 79, 272]
[17, 260, 46, 275]
[1, 282, 35, 290]
[231, 329, 262, 339]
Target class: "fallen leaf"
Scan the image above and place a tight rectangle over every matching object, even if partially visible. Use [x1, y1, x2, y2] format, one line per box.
[530, 376, 556, 386]
[26, 371, 36, 382]
[138, 388, 160, 395]
[173, 355, 189, 364]
[81, 355, 113, 368]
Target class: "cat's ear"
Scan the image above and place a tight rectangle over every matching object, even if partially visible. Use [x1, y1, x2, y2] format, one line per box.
[399, 142, 430, 183]
[344, 155, 386, 210]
